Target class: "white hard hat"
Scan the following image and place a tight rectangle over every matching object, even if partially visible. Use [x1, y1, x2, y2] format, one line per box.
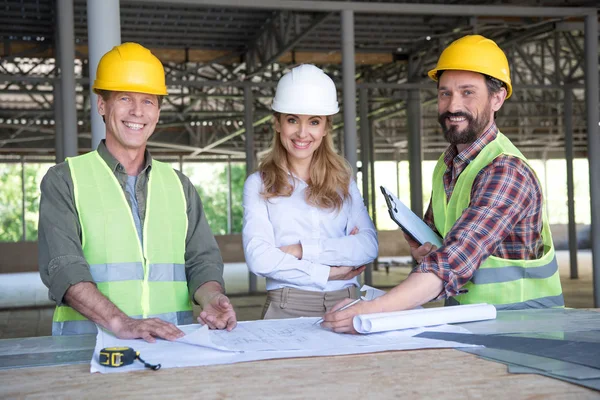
[271, 64, 339, 116]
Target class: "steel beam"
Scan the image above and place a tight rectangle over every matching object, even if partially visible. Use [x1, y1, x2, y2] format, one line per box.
[53, 7, 64, 164]
[141, 0, 593, 17]
[359, 87, 370, 214]
[0, 73, 586, 92]
[359, 87, 372, 286]
[57, 0, 78, 159]
[341, 9, 357, 176]
[227, 157, 232, 234]
[188, 115, 271, 156]
[87, 0, 121, 149]
[20, 156, 25, 241]
[369, 119, 376, 231]
[407, 89, 423, 218]
[396, 157, 401, 198]
[556, 22, 585, 32]
[244, 85, 258, 294]
[564, 89, 578, 280]
[584, 13, 600, 307]
[245, 11, 331, 76]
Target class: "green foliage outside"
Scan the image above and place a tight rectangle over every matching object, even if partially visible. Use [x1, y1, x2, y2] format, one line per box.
[0, 161, 247, 242]
[0, 163, 52, 242]
[0, 158, 594, 242]
[195, 163, 246, 235]
[180, 162, 246, 236]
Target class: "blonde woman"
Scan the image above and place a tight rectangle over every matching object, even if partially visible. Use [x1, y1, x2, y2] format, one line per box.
[242, 64, 378, 319]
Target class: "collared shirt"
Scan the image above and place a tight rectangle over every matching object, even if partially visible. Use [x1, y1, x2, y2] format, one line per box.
[415, 124, 544, 299]
[38, 141, 225, 305]
[242, 171, 378, 292]
[125, 175, 143, 245]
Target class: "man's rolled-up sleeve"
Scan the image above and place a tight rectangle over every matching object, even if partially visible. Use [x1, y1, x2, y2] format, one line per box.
[414, 157, 538, 299]
[38, 165, 94, 305]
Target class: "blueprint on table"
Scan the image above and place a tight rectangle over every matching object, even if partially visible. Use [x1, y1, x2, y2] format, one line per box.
[91, 317, 477, 373]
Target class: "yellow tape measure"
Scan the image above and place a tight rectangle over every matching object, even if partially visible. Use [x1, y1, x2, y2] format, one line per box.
[99, 347, 161, 370]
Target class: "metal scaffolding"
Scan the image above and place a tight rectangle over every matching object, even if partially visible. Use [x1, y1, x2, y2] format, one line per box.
[0, 0, 598, 301]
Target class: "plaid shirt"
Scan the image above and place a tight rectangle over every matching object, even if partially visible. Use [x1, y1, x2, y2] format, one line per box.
[415, 124, 544, 299]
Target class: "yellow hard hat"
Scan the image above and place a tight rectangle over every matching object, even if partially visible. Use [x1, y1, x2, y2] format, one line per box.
[92, 42, 168, 96]
[428, 35, 512, 99]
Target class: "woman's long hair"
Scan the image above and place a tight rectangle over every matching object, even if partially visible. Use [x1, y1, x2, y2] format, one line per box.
[259, 113, 352, 211]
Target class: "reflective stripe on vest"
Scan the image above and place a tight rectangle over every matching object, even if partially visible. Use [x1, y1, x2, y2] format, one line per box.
[52, 311, 194, 336]
[469, 257, 559, 285]
[87, 262, 186, 283]
[445, 294, 564, 310]
[431, 132, 564, 309]
[52, 151, 191, 335]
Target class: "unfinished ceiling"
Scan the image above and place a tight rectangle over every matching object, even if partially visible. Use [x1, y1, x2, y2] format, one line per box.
[0, 0, 598, 161]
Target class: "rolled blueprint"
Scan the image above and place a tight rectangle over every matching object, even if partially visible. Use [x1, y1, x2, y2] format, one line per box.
[353, 303, 497, 334]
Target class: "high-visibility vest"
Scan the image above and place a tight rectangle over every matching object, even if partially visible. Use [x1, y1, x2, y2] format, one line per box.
[431, 132, 564, 310]
[52, 151, 193, 335]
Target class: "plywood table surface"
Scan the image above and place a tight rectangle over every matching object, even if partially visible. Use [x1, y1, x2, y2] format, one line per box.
[1, 348, 598, 399]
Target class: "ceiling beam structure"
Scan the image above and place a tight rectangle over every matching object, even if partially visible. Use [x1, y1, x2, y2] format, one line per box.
[0, 0, 597, 162]
[141, 0, 594, 17]
[0, 0, 598, 303]
[244, 11, 333, 76]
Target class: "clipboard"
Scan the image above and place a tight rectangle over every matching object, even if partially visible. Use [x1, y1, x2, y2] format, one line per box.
[380, 186, 443, 247]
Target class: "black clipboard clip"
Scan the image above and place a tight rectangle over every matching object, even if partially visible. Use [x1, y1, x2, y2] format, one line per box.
[379, 186, 442, 247]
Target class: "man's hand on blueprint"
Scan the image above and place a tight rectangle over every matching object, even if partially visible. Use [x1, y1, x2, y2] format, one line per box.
[198, 294, 237, 331]
[112, 316, 185, 343]
[196, 282, 237, 331]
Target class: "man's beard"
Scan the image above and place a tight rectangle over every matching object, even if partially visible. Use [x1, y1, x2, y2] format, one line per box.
[438, 108, 491, 146]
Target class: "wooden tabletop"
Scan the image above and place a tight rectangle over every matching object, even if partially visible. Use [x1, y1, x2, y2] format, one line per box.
[1, 348, 598, 399]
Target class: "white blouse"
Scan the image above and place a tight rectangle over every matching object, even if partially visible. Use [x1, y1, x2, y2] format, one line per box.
[242, 171, 378, 292]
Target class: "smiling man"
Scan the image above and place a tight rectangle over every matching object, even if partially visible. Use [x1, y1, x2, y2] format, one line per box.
[38, 43, 237, 341]
[322, 35, 564, 334]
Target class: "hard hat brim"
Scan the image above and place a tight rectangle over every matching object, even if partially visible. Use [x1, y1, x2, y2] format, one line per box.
[92, 81, 168, 96]
[271, 103, 339, 116]
[427, 67, 512, 99]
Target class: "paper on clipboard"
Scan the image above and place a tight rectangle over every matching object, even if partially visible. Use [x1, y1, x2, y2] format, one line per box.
[380, 186, 442, 247]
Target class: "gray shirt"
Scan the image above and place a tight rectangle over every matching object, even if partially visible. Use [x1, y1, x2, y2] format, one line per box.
[38, 141, 225, 306]
[125, 175, 143, 246]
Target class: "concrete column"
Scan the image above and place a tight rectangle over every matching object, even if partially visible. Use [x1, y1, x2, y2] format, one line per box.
[21, 157, 26, 241]
[554, 31, 561, 85]
[407, 89, 423, 217]
[87, 0, 121, 149]
[57, 0, 78, 158]
[244, 85, 255, 176]
[564, 89, 578, 279]
[542, 151, 549, 209]
[53, 11, 64, 164]
[341, 9, 357, 176]
[396, 157, 401, 198]
[369, 122, 378, 275]
[53, 83, 64, 163]
[369, 122, 376, 229]
[244, 84, 257, 293]
[359, 87, 372, 286]
[584, 13, 600, 307]
[359, 88, 370, 214]
[227, 158, 233, 234]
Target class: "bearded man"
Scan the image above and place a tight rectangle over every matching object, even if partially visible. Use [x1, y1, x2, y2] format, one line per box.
[322, 35, 564, 334]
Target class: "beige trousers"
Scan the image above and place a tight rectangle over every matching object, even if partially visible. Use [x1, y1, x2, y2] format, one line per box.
[261, 286, 359, 319]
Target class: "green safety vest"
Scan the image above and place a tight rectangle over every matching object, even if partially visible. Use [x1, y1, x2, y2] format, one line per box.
[431, 132, 564, 310]
[52, 151, 193, 335]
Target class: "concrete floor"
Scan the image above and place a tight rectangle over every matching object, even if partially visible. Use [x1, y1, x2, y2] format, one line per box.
[0, 251, 595, 339]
